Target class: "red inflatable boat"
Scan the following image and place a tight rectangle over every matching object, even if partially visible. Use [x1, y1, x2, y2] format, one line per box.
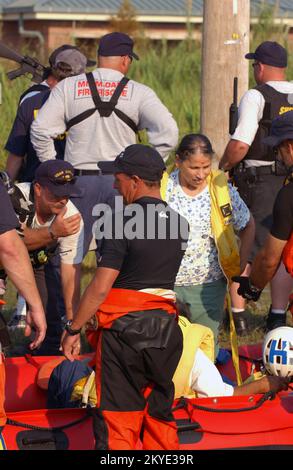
[2, 345, 293, 450]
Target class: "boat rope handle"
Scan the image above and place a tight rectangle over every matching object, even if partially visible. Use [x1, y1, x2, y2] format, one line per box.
[6, 409, 92, 432]
[173, 392, 275, 415]
[189, 391, 275, 413]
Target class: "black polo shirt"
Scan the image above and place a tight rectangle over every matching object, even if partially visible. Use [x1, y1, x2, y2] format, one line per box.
[5, 88, 66, 182]
[0, 181, 20, 235]
[98, 197, 189, 290]
[270, 182, 293, 241]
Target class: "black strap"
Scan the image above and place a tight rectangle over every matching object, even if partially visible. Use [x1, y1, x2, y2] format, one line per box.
[66, 73, 138, 135]
[9, 185, 35, 227]
[6, 410, 91, 433]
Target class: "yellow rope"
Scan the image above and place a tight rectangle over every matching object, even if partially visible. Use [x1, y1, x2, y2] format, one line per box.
[226, 291, 242, 385]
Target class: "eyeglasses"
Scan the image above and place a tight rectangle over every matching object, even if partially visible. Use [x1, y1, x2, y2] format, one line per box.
[128, 55, 133, 63]
[252, 62, 260, 68]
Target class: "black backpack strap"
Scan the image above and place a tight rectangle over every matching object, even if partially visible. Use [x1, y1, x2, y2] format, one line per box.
[66, 73, 138, 134]
[114, 108, 139, 134]
[86, 72, 106, 111]
[66, 108, 96, 131]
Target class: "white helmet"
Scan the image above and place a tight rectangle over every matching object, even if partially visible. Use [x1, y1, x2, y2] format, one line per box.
[263, 326, 293, 378]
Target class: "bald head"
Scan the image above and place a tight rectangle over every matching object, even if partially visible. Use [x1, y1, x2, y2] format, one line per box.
[254, 62, 286, 85]
[98, 55, 132, 74]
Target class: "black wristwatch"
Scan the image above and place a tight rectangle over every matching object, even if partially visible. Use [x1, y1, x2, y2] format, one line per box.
[64, 319, 82, 336]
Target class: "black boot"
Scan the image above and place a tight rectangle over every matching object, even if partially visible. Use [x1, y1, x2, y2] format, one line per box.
[266, 307, 286, 331]
[232, 311, 249, 336]
[222, 309, 249, 336]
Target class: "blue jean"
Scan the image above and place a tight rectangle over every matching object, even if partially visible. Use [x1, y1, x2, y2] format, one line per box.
[71, 174, 117, 259]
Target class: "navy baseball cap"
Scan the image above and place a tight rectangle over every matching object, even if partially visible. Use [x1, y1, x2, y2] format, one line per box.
[49, 44, 96, 68]
[34, 161, 82, 197]
[263, 111, 293, 147]
[245, 41, 287, 68]
[98, 32, 139, 60]
[98, 144, 166, 181]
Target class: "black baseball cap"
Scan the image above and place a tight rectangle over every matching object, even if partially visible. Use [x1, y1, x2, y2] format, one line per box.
[245, 41, 287, 68]
[34, 161, 82, 197]
[98, 32, 139, 60]
[98, 144, 166, 181]
[263, 111, 293, 147]
[49, 44, 96, 68]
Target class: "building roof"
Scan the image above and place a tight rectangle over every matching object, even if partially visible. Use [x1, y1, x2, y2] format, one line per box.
[2, 0, 293, 18]
[0, 0, 15, 13]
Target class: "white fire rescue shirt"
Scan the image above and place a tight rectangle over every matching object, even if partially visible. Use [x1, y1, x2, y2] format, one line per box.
[30, 68, 179, 167]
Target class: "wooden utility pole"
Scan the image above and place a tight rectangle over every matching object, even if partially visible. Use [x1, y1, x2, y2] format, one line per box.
[201, 0, 250, 162]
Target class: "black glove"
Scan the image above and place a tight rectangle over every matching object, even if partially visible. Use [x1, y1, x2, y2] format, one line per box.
[232, 276, 262, 302]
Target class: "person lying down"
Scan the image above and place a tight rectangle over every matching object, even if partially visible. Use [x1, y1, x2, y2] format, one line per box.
[37, 312, 289, 409]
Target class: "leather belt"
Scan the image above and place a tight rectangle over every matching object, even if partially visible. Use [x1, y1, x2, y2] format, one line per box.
[74, 169, 101, 176]
[235, 163, 287, 176]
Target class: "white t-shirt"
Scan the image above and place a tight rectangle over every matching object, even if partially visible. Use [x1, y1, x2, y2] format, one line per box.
[165, 170, 250, 285]
[190, 348, 234, 398]
[15, 183, 84, 265]
[232, 81, 293, 166]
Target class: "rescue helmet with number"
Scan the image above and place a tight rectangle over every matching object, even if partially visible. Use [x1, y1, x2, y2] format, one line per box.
[263, 326, 293, 377]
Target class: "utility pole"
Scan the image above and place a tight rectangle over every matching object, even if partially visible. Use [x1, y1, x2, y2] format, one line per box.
[201, 0, 250, 163]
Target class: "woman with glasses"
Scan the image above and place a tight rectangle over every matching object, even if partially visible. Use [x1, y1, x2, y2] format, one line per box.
[163, 134, 255, 354]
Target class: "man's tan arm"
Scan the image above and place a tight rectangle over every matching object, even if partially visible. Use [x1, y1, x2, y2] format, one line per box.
[62, 267, 119, 361]
[60, 262, 81, 321]
[22, 226, 54, 251]
[5, 153, 24, 181]
[70, 267, 119, 330]
[234, 375, 289, 396]
[219, 140, 250, 171]
[22, 207, 81, 251]
[250, 234, 287, 290]
[0, 229, 46, 348]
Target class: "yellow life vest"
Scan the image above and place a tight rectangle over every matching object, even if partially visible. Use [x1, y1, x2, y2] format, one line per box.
[161, 169, 243, 385]
[173, 316, 214, 399]
[161, 169, 241, 283]
[207, 170, 240, 282]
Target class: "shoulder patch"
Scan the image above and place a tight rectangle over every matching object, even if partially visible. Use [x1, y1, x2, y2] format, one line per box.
[220, 203, 232, 218]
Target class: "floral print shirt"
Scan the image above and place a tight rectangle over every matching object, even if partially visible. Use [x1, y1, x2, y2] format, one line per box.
[166, 169, 250, 286]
